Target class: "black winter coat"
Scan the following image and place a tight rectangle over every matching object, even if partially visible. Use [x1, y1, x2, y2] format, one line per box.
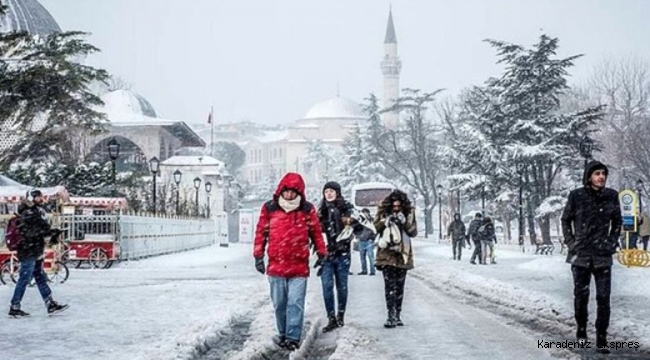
[561, 187, 621, 268]
[318, 199, 355, 256]
[17, 204, 52, 261]
[561, 161, 622, 268]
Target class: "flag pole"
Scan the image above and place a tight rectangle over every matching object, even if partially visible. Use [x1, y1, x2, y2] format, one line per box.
[210, 106, 214, 157]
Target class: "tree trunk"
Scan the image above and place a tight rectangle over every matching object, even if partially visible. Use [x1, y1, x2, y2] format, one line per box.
[539, 214, 552, 245]
[423, 195, 433, 238]
[502, 210, 512, 244]
[526, 199, 537, 245]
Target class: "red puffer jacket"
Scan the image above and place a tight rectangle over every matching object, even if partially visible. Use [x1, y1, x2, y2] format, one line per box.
[253, 173, 327, 278]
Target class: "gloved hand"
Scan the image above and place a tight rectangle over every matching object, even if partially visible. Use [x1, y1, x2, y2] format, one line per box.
[255, 257, 265, 274]
[395, 212, 406, 224]
[315, 254, 326, 276]
[314, 254, 326, 268]
[49, 228, 63, 244]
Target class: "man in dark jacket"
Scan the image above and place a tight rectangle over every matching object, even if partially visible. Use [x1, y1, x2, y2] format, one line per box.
[447, 213, 468, 261]
[468, 213, 483, 265]
[561, 161, 622, 354]
[9, 189, 67, 317]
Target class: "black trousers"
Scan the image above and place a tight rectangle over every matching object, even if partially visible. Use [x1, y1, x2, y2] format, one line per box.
[470, 240, 482, 263]
[571, 264, 612, 334]
[642, 235, 649, 251]
[382, 267, 407, 315]
[452, 240, 464, 259]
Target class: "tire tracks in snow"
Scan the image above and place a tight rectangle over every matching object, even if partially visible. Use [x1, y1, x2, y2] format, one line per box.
[411, 272, 650, 360]
[189, 302, 263, 360]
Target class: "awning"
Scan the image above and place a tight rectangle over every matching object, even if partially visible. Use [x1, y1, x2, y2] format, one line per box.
[0, 186, 70, 204]
[68, 197, 128, 209]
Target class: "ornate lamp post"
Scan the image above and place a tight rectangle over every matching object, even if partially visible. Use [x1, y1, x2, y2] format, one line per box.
[436, 184, 443, 243]
[173, 170, 182, 215]
[149, 157, 160, 215]
[107, 138, 120, 197]
[579, 135, 594, 169]
[205, 181, 212, 218]
[193, 177, 201, 217]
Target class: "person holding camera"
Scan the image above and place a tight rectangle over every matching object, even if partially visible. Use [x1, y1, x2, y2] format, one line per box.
[318, 181, 355, 333]
[374, 189, 417, 328]
[9, 189, 68, 318]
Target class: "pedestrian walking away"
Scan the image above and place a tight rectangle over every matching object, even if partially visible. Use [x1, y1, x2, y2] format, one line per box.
[468, 213, 483, 264]
[561, 160, 622, 354]
[9, 189, 68, 318]
[253, 173, 328, 351]
[355, 208, 377, 276]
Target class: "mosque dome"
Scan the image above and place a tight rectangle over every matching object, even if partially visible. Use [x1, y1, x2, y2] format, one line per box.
[303, 96, 366, 120]
[101, 89, 158, 118]
[0, 0, 61, 35]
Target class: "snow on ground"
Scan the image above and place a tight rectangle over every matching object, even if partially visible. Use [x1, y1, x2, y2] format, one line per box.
[411, 240, 650, 352]
[0, 244, 267, 360]
[2, 240, 650, 360]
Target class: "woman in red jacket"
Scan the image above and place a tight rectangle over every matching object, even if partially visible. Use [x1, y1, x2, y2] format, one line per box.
[253, 172, 327, 351]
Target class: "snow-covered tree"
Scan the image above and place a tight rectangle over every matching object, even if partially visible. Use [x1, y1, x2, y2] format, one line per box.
[210, 141, 246, 175]
[451, 35, 605, 244]
[375, 88, 446, 236]
[0, 25, 109, 167]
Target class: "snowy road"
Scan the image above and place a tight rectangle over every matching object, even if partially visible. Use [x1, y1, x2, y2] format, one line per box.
[2, 241, 650, 360]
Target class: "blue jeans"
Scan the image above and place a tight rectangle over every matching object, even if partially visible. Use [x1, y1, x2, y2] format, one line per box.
[268, 276, 307, 342]
[11, 257, 52, 307]
[358, 241, 375, 274]
[320, 255, 350, 316]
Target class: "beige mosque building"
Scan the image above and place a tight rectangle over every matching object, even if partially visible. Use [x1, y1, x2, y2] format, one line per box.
[240, 9, 402, 190]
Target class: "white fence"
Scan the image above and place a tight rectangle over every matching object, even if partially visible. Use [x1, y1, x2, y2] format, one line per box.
[59, 214, 218, 261]
[119, 215, 216, 260]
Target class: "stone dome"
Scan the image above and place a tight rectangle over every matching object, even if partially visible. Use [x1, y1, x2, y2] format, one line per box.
[0, 0, 61, 35]
[101, 89, 158, 118]
[303, 97, 365, 120]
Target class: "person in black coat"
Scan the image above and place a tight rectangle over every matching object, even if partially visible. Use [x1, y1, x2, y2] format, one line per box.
[561, 160, 622, 354]
[317, 181, 355, 333]
[9, 189, 67, 317]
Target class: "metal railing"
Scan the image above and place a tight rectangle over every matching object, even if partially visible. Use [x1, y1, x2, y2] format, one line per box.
[119, 215, 215, 260]
[57, 214, 216, 261]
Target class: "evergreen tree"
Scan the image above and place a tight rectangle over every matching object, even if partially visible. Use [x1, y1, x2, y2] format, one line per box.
[452, 35, 605, 244]
[0, 25, 109, 167]
[209, 141, 246, 175]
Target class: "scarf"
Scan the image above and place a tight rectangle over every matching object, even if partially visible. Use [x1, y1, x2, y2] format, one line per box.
[278, 195, 301, 213]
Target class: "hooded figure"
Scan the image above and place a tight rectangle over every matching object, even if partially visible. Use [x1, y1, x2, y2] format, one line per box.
[447, 213, 468, 261]
[561, 160, 621, 353]
[374, 189, 417, 328]
[318, 181, 355, 333]
[468, 212, 484, 264]
[253, 173, 328, 351]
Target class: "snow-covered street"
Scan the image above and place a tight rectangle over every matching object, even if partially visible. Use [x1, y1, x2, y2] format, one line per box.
[2, 241, 650, 360]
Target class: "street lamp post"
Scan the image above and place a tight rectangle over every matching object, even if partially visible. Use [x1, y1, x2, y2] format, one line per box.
[149, 157, 160, 215]
[437, 184, 443, 243]
[173, 170, 182, 216]
[481, 177, 486, 217]
[205, 181, 212, 218]
[637, 179, 644, 217]
[518, 163, 525, 251]
[107, 138, 120, 198]
[579, 135, 594, 169]
[193, 177, 201, 217]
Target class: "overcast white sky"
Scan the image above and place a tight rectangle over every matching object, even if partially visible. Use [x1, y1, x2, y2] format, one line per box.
[40, 0, 650, 126]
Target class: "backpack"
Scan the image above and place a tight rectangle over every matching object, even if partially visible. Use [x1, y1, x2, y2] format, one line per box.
[5, 216, 23, 251]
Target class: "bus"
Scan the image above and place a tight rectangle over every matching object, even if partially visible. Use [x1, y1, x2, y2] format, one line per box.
[350, 182, 395, 217]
